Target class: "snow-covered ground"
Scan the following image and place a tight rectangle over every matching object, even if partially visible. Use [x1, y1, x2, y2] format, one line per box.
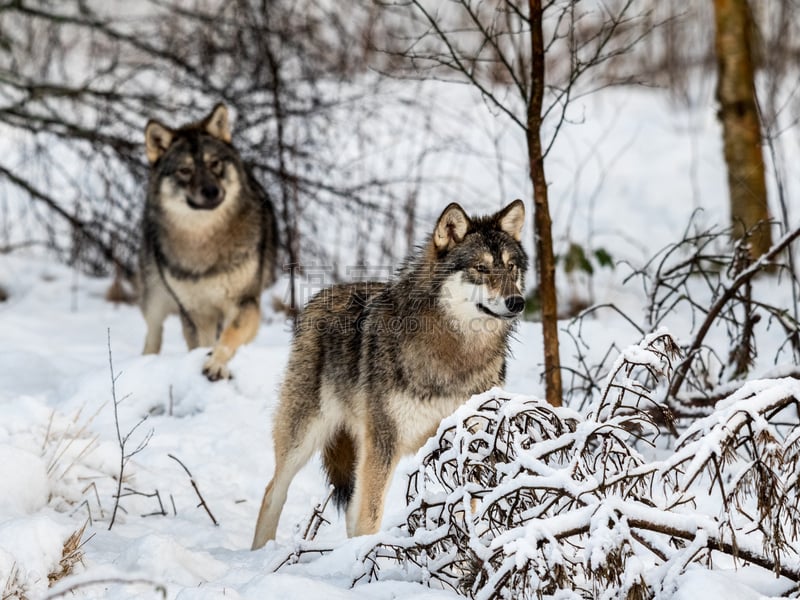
[0, 251, 558, 598]
[1, 82, 798, 598]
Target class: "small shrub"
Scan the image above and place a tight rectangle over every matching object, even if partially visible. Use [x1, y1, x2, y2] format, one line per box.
[354, 333, 800, 598]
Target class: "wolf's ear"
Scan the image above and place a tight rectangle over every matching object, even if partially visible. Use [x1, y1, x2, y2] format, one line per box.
[204, 103, 231, 143]
[496, 199, 525, 241]
[144, 120, 174, 164]
[434, 203, 471, 251]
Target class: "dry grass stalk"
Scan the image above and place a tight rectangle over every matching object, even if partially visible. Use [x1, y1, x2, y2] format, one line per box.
[48, 523, 91, 587]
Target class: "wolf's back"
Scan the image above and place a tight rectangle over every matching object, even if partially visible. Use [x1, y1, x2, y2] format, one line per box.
[295, 281, 389, 349]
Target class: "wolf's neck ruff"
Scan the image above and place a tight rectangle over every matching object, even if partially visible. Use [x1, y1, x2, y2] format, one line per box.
[152, 240, 219, 281]
[151, 231, 259, 282]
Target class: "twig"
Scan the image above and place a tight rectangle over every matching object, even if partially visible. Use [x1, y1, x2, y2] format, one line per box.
[301, 486, 335, 541]
[45, 578, 166, 600]
[70, 500, 93, 527]
[273, 488, 337, 572]
[668, 225, 800, 398]
[118, 487, 167, 517]
[168, 453, 218, 526]
[82, 481, 105, 520]
[107, 329, 153, 530]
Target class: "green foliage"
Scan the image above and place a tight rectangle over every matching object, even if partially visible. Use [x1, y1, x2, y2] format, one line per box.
[558, 242, 615, 276]
[521, 244, 615, 321]
[594, 247, 614, 268]
[563, 242, 593, 275]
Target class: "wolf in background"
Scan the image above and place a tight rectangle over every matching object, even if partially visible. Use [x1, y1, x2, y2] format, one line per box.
[139, 103, 278, 381]
[252, 199, 527, 548]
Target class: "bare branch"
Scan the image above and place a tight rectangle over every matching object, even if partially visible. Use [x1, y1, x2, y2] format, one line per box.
[168, 453, 219, 526]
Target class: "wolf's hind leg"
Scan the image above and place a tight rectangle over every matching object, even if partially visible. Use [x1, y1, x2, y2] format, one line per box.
[252, 414, 322, 550]
[348, 426, 399, 537]
[203, 298, 260, 381]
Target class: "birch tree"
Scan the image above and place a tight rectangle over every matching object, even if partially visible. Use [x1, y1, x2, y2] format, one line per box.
[713, 0, 772, 258]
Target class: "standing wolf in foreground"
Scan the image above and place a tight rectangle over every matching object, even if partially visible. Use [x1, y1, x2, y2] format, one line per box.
[252, 200, 527, 548]
[139, 104, 278, 381]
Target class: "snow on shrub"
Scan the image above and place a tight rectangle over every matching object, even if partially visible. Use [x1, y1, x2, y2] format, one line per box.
[351, 332, 800, 598]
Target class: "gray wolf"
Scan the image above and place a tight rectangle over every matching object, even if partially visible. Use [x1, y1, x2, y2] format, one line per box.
[139, 103, 278, 381]
[252, 200, 527, 548]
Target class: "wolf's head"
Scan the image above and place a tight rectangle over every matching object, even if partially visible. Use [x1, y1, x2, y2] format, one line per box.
[431, 200, 529, 326]
[144, 104, 243, 215]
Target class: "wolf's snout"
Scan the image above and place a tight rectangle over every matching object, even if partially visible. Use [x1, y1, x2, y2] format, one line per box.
[188, 184, 223, 210]
[505, 295, 525, 314]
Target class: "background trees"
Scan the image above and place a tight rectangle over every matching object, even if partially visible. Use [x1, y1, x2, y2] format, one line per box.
[1, 0, 800, 403]
[0, 0, 422, 296]
[375, 0, 654, 406]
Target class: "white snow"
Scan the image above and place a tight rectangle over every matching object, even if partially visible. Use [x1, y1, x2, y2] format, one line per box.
[0, 446, 49, 516]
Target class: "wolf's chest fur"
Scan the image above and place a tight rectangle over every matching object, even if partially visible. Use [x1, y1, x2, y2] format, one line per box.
[393, 317, 507, 394]
[162, 257, 260, 315]
[156, 205, 259, 274]
[353, 274, 510, 395]
[312, 280, 510, 458]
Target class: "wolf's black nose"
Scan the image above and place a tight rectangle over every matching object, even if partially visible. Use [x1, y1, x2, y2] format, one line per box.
[505, 295, 525, 314]
[201, 184, 220, 201]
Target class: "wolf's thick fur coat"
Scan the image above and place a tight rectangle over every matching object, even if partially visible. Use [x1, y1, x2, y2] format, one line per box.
[252, 200, 528, 548]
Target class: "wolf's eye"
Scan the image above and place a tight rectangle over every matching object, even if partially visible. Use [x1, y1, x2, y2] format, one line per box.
[507, 262, 517, 272]
[176, 166, 193, 179]
[208, 159, 223, 174]
[474, 264, 489, 274]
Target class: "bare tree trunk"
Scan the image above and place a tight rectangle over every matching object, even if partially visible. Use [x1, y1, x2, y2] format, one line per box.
[528, 0, 562, 407]
[713, 0, 771, 258]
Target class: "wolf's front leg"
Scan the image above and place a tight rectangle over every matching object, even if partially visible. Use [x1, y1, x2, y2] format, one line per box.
[179, 312, 200, 350]
[143, 319, 165, 355]
[202, 298, 261, 381]
[141, 286, 177, 355]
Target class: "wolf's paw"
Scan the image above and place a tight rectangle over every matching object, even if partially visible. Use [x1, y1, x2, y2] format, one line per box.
[202, 357, 231, 382]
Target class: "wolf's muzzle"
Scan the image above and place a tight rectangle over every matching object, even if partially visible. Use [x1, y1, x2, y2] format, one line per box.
[187, 185, 224, 210]
[477, 294, 525, 319]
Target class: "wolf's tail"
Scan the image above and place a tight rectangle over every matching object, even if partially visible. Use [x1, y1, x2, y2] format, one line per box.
[322, 429, 356, 510]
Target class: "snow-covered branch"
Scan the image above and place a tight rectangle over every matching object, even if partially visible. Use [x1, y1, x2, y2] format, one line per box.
[356, 334, 800, 598]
